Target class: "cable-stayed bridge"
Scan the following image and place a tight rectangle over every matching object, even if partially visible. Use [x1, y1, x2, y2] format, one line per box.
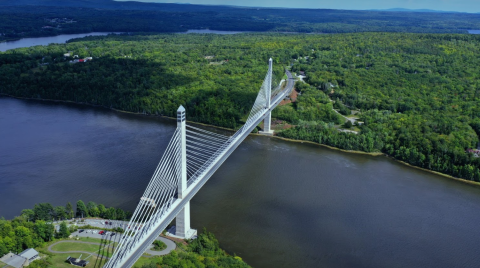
[104, 59, 294, 268]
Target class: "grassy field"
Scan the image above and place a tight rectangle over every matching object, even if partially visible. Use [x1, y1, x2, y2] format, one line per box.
[46, 251, 155, 268]
[132, 256, 163, 268]
[35, 238, 117, 267]
[51, 242, 103, 253]
[47, 252, 108, 268]
[76, 237, 106, 243]
[76, 237, 119, 247]
[32, 237, 158, 267]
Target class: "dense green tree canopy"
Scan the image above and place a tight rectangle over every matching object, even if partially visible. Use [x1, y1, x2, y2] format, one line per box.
[1, 32, 479, 182]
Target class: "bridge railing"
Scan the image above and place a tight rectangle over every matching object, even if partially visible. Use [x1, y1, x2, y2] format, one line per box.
[105, 67, 293, 268]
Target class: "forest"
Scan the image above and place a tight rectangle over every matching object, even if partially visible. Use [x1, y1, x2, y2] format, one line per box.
[0, 200, 128, 258]
[0, 32, 479, 182]
[0, 204, 249, 268]
[138, 229, 251, 268]
[2, 0, 480, 42]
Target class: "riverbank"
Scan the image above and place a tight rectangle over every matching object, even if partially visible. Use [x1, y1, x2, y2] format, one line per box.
[0, 32, 124, 52]
[3, 94, 479, 188]
[272, 135, 480, 187]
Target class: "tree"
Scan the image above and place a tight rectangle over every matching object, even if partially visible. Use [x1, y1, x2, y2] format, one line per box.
[15, 226, 34, 251]
[57, 222, 70, 238]
[66, 202, 74, 219]
[344, 120, 353, 128]
[34, 220, 54, 242]
[76, 200, 88, 218]
[90, 207, 99, 218]
[97, 204, 106, 218]
[33, 203, 54, 221]
[116, 208, 125, 221]
[104, 207, 117, 220]
[54, 206, 67, 221]
[21, 209, 34, 222]
[86, 202, 98, 217]
[0, 238, 8, 256]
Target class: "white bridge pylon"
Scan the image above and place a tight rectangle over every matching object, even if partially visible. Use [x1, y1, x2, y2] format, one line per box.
[104, 59, 293, 268]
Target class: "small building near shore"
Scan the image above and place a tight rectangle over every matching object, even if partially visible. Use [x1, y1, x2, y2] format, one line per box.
[19, 248, 40, 263]
[0, 248, 39, 268]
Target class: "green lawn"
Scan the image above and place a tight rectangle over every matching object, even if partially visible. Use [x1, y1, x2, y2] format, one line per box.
[76, 237, 105, 243]
[51, 242, 102, 253]
[133, 256, 163, 268]
[76, 236, 119, 246]
[33, 238, 146, 267]
[47, 252, 108, 268]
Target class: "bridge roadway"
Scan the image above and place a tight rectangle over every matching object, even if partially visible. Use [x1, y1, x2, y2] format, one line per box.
[111, 70, 295, 268]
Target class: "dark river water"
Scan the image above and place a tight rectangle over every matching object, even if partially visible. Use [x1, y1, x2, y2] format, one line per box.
[1, 97, 480, 268]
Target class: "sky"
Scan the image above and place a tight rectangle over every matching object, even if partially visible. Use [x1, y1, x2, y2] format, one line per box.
[115, 0, 480, 13]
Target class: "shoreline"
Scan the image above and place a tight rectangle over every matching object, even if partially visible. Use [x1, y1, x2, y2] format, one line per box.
[2, 94, 480, 188]
[272, 136, 480, 187]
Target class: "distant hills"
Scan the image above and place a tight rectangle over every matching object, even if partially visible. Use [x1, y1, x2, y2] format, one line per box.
[1, 0, 479, 38]
[369, 8, 468, 14]
[0, 0, 474, 14]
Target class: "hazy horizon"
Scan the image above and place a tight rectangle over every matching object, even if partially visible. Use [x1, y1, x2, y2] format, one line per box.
[114, 0, 479, 13]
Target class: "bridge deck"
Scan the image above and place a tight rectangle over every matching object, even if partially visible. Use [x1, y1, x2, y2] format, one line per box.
[107, 70, 295, 268]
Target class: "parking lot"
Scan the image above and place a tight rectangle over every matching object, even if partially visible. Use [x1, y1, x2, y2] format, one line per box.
[81, 219, 129, 230]
[72, 229, 122, 241]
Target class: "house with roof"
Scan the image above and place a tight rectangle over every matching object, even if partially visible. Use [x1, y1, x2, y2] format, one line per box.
[19, 248, 39, 263]
[0, 248, 39, 268]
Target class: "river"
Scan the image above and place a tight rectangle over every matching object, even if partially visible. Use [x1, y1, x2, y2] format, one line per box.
[0, 32, 123, 52]
[1, 97, 480, 267]
[2, 30, 478, 53]
[0, 30, 250, 52]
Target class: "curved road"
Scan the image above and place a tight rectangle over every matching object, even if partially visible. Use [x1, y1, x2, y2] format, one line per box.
[48, 241, 108, 257]
[48, 237, 175, 257]
[144, 237, 176, 256]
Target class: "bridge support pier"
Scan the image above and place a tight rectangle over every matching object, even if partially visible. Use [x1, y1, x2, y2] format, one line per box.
[259, 112, 274, 135]
[259, 58, 274, 136]
[167, 105, 197, 239]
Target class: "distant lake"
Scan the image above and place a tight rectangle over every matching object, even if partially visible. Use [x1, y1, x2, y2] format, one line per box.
[0, 32, 122, 52]
[468, 30, 480, 34]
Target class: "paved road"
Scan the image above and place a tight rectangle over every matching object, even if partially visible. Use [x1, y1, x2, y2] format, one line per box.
[106, 70, 295, 268]
[71, 230, 123, 242]
[144, 237, 176, 256]
[69, 230, 175, 257]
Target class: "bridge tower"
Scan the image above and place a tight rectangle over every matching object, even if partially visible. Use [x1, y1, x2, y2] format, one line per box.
[168, 105, 197, 239]
[260, 58, 274, 135]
